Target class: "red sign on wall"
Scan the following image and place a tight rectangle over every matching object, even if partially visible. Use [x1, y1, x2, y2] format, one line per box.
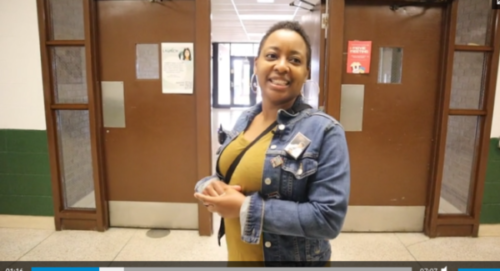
[347, 41, 372, 74]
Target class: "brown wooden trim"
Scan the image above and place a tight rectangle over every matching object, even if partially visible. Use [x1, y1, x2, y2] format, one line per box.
[471, 9, 500, 237]
[37, 0, 108, 232]
[94, 3, 110, 231]
[325, 0, 344, 119]
[60, 218, 98, 230]
[436, 215, 475, 225]
[46, 40, 86, 46]
[319, 3, 326, 108]
[59, 210, 96, 220]
[434, 224, 474, 237]
[195, 0, 212, 236]
[448, 109, 487, 115]
[425, 0, 458, 238]
[91, 0, 110, 232]
[50, 104, 89, 110]
[454, 45, 493, 52]
[37, 0, 63, 231]
[85, 0, 108, 232]
[320, 3, 329, 109]
[424, 1, 452, 236]
[426, 2, 500, 238]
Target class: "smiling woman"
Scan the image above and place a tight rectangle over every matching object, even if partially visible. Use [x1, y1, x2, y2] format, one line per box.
[194, 21, 350, 266]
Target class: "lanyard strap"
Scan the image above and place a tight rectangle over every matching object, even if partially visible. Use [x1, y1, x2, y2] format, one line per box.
[220, 121, 277, 184]
[216, 121, 276, 246]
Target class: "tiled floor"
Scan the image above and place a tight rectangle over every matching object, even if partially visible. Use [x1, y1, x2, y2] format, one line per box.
[2, 108, 498, 262]
[1, 214, 500, 262]
[1, 222, 500, 262]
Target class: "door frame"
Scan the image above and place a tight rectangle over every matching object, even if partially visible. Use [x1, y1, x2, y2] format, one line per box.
[36, 0, 213, 235]
[324, 0, 500, 237]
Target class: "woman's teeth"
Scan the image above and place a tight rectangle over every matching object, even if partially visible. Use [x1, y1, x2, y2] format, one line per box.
[271, 79, 289, 86]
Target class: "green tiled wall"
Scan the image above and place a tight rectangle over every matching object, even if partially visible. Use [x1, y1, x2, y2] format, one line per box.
[0, 129, 53, 216]
[480, 138, 500, 224]
[0, 129, 498, 222]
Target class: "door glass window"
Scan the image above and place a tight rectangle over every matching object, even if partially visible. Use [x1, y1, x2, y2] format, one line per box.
[56, 110, 96, 209]
[450, 52, 487, 110]
[49, 0, 84, 40]
[232, 58, 251, 105]
[218, 44, 231, 105]
[378, 47, 403, 84]
[455, 0, 493, 46]
[439, 116, 481, 214]
[52, 47, 88, 103]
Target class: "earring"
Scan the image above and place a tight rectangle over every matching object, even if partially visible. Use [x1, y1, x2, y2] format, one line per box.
[250, 74, 258, 94]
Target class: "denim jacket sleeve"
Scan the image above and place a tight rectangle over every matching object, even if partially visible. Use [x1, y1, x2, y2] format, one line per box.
[241, 122, 350, 243]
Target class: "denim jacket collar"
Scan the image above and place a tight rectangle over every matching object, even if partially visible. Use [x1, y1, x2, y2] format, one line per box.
[243, 96, 311, 126]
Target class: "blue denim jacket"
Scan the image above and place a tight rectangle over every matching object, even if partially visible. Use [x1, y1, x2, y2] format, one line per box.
[195, 97, 350, 266]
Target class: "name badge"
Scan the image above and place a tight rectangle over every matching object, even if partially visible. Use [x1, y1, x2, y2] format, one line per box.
[284, 132, 311, 159]
[271, 156, 284, 168]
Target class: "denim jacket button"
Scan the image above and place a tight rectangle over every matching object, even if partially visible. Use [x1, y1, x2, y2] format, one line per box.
[265, 241, 272, 248]
[270, 145, 277, 149]
[278, 124, 285, 130]
[265, 178, 271, 185]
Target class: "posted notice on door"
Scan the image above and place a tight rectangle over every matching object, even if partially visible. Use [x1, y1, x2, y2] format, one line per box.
[161, 42, 194, 94]
[347, 41, 372, 74]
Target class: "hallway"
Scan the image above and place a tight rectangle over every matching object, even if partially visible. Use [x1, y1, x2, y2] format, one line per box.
[2, 110, 498, 263]
[1, 107, 499, 262]
[1, 215, 499, 262]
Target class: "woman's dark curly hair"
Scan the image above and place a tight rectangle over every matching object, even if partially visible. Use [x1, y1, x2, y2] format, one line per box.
[257, 21, 312, 68]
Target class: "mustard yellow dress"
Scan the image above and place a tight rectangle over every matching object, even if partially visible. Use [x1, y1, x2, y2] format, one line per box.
[217, 130, 273, 262]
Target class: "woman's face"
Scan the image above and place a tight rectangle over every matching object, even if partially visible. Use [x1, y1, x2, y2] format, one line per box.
[184, 50, 190, 58]
[254, 29, 309, 107]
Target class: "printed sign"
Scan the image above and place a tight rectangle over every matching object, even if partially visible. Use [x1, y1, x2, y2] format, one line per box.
[347, 41, 372, 74]
[161, 43, 194, 94]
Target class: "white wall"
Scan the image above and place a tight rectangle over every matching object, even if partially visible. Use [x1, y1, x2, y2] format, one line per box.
[492, 65, 500, 138]
[0, 1, 45, 130]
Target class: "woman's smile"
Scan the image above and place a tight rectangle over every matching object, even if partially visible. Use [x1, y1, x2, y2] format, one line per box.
[267, 77, 291, 91]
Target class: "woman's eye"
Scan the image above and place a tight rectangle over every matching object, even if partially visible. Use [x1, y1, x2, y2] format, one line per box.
[290, 58, 301, 64]
[266, 53, 277, 59]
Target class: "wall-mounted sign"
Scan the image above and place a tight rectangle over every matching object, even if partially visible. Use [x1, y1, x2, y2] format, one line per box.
[347, 41, 372, 74]
[161, 42, 194, 94]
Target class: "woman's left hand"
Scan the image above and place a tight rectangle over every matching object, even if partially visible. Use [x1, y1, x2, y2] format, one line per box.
[194, 187, 246, 218]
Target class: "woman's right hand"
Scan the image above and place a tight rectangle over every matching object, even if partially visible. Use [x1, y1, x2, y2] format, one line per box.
[197, 180, 241, 209]
[197, 180, 242, 213]
[202, 180, 241, 197]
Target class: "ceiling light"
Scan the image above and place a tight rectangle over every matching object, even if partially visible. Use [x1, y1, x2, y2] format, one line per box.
[257, 0, 274, 3]
[239, 15, 293, 20]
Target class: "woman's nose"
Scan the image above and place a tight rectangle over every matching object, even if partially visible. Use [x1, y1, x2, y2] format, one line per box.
[274, 57, 289, 73]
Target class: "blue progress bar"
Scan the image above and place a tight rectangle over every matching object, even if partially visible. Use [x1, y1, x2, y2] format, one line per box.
[33, 268, 99, 271]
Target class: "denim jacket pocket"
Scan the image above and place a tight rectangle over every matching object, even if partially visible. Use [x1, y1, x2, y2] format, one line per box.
[306, 238, 330, 261]
[280, 157, 318, 199]
[282, 157, 318, 179]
